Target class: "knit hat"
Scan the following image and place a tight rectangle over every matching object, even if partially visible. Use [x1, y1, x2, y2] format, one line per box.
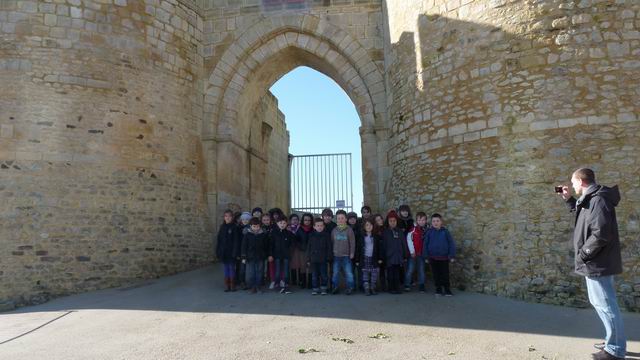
[386, 210, 399, 220]
[240, 212, 252, 221]
[252, 207, 263, 215]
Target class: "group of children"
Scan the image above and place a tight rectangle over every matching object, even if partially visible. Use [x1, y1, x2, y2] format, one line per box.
[215, 205, 457, 296]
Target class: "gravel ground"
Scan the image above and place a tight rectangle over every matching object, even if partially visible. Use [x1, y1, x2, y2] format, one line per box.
[1, 266, 638, 360]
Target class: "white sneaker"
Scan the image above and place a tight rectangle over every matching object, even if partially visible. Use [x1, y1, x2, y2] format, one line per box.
[269, 281, 275, 290]
[279, 280, 285, 288]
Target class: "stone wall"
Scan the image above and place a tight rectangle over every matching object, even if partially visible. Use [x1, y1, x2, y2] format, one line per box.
[248, 91, 291, 213]
[0, 0, 212, 308]
[383, 0, 640, 310]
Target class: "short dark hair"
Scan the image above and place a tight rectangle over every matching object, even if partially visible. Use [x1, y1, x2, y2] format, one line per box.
[301, 213, 313, 223]
[416, 211, 427, 219]
[261, 213, 271, 220]
[289, 213, 299, 220]
[573, 168, 596, 184]
[313, 217, 324, 225]
[321, 208, 333, 217]
[335, 210, 347, 217]
[361, 205, 372, 213]
[277, 217, 287, 223]
[223, 209, 233, 216]
[249, 217, 261, 226]
[431, 213, 442, 219]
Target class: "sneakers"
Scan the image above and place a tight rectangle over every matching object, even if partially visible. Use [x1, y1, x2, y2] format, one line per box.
[311, 289, 319, 295]
[594, 342, 605, 350]
[364, 282, 371, 296]
[332, 287, 340, 295]
[320, 288, 328, 295]
[419, 284, 425, 293]
[444, 289, 453, 297]
[269, 281, 276, 290]
[591, 349, 624, 360]
[284, 287, 292, 294]
[370, 288, 378, 295]
[404, 286, 411, 292]
[435, 288, 443, 296]
[345, 288, 353, 295]
[280, 280, 285, 288]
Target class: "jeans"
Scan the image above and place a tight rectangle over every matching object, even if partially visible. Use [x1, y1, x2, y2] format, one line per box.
[223, 262, 235, 278]
[586, 276, 626, 358]
[332, 256, 355, 290]
[245, 260, 264, 288]
[404, 255, 425, 286]
[274, 258, 289, 284]
[310, 262, 328, 290]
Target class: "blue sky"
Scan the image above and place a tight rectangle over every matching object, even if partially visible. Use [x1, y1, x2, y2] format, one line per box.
[270, 66, 364, 214]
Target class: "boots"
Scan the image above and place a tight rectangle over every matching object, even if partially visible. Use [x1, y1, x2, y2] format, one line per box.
[364, 282, 371, 296]
[230, 278, 236, 292]
[223, 277, 231, 292]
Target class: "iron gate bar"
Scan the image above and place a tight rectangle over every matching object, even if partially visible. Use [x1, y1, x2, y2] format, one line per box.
[290, 153, 353, 215]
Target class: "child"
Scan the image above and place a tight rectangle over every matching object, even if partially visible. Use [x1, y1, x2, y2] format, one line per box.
[347, 211, 361, 290]
[269, 217, 295, 294]
[424, 213, 456, 296]
[357, 218, 382, 295]
[216, 209, 241, 292]
[294, 213, 313, 288]
[381, 210, 409, 294]
[331, 210, 356, 295]
[398, 204, 414, 233]
[241, 217, 268, 294]
[321, 208, 337, 235]
[306, 218, 332, 295]
[261, 214, 277, 290]
[252, 207, 263, 219]
[405, 211, 428, 292]
[236, 211, 252, 290]
[373, 214, 385, 236]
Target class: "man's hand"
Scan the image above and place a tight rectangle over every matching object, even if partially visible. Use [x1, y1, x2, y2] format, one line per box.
[411, 253, 416, 259]
[241, 259, 246, 264]
[268, 256, 274, 262]
[378, 260, 383, 264]
[450, 258, 455, 263]
[558, 185, 571, 200]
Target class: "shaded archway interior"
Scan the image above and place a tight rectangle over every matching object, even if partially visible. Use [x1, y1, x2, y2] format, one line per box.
[216, 45, 379, 213]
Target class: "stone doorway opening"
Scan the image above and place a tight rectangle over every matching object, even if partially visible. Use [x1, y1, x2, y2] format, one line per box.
[202, 14, 389, 222]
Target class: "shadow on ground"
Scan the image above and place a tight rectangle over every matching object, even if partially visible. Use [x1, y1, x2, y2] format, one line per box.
[4, 266, 639, 351]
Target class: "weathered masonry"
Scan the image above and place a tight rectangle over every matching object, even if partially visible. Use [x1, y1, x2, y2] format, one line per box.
[0, 0, 638, 311]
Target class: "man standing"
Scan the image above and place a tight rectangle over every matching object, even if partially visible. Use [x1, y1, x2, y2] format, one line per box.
[559, 168, 626, 360]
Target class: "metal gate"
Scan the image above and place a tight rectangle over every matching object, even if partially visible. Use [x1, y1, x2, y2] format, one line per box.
[289, 153, 353, 214]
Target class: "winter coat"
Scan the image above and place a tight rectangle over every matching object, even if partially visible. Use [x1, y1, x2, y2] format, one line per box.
[241, 229, 268, 261]
[356, 232, 382, 265]
[407, 226, 426, 256]
[423, 227, 456, 259]
[566, 184, 622, 277]
[323, 221, 337, 235]
[295, 226, 312, 252]
[216, 222, 240, 262]
[270, 227, 295, 259]
[381, 227, 409, 266]
[306, 231, 333, 264]
[398, 217, 414, 233]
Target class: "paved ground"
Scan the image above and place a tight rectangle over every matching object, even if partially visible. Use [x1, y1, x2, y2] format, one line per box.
[1, 267, 638, 360]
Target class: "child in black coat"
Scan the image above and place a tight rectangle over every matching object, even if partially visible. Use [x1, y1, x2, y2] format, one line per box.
[269, 217, 295, 294]
[216, 209, 241, 292]
[381, 210, 409, 294]
[306, 218, 333, 295]
[241, 217, 269, 294]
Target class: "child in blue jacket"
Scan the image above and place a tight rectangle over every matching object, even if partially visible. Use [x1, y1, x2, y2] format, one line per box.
[423, 213, 456, 296]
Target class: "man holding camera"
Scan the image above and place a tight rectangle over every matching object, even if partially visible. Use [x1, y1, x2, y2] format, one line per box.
[558, 168, 626, 360]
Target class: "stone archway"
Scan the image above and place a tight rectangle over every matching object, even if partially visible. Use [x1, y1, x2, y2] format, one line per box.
[202, 14, 389, 219]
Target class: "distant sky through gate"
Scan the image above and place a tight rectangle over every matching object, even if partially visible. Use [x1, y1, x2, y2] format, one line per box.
[270, 66, 364, 215]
